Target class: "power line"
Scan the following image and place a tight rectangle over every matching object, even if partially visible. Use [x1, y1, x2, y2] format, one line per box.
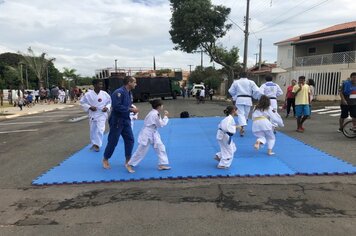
[254, 0, 332, 33]
[253, 0, 309, 29]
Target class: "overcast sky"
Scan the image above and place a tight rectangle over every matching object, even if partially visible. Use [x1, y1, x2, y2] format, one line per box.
[0, 0, 355, 76]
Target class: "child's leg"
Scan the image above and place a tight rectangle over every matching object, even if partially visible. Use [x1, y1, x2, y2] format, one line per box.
[218, 141, 236, 168]
[253, 131, 266, 150]
[265, 130, 276, 155]
[153, 143, 169, 166]
[128, 143, 150, 167]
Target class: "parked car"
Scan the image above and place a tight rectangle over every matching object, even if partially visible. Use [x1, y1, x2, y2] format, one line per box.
[191, 84, 205, 96]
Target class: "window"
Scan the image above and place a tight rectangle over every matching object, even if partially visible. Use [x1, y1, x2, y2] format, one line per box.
[308, 47, 316, 54]
[287, 49, 293, 59]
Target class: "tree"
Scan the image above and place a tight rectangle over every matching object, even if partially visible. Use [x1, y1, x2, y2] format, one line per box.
[169, 0, 241, 93]
[189, 66, 222, 90]
[20, 47, 55, 88]
[62, 67, 78, 87]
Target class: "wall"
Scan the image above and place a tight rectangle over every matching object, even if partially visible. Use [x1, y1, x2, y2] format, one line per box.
[276, 44, 294, 69]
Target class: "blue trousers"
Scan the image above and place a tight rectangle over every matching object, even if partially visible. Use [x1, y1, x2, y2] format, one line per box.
[104, 118, 134, 162]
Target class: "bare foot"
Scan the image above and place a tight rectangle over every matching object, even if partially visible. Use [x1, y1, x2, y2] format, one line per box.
[125, 164, 135, 173]
[267, 150, 275, 156]
[102, 159, 111, 169]
[254, 141, 260, 150]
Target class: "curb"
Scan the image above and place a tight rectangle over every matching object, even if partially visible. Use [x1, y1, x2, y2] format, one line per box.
[0, 105, 74, 120]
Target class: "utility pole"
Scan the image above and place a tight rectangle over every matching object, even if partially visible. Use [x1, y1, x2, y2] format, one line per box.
[243, 0, 250, 72]
[188, 64, 193, 73]
[25, 64, 29, 89]
[46, 66, 49, 88]
[254, 53, 258, 65]
[198, 50, 203, 68]
[258, 38, 262, 70]
[193, 50, 204, 68]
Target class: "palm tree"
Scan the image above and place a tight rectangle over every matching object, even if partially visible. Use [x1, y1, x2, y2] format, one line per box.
[20, 47, 55, 88]
[62, 67, 78, 87]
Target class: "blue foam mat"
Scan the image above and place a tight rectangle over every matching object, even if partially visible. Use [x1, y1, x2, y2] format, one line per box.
[32, 117, 356, 185]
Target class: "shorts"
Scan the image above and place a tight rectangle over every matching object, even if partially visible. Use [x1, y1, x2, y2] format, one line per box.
[295, 105, 310, 117]
[340, 104, 356, 118]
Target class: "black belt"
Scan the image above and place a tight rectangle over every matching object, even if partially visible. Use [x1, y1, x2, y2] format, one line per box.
[237, 95, 252, 98]
[219, 128, 234, 144]
[269, 97, 277, 99]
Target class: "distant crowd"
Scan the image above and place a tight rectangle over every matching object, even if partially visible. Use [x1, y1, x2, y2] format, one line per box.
[2, 86, 91, 110]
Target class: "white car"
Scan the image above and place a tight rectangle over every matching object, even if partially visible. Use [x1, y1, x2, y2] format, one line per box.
[191, 84, 205, 96]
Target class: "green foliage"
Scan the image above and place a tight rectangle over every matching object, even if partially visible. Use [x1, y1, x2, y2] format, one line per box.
[0, 51, 63, 89]
[76, 76, 95, 86]
[169, 0, 241, 92]
[156, 68, 172, 76]
[170, 0, 231, 53]
[189, 66, 222, 89]
[20, 47, 55, 88]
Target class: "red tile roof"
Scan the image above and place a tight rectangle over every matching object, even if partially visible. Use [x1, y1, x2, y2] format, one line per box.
[275, 21, 356, 45]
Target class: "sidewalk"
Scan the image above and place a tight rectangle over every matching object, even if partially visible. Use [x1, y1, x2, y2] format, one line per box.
[0, 103, 76, 120]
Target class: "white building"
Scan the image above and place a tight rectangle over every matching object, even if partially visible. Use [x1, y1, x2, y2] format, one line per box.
[274, 21, 356, 100]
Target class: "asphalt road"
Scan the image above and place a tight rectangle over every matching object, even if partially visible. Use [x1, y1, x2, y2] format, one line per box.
[0, 97, 355, 236]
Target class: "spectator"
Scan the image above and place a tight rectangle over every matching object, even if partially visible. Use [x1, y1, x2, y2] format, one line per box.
[34, 89, 39, 103]
[307, 79, 316, 116]
[292, 76, 310, 132]
[285, 79, 297, 118]
[338, 73, 356, 132]
[209, 88, 214, 101]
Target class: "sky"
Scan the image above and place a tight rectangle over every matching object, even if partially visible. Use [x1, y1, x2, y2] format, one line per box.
[0, 0, 355, 76]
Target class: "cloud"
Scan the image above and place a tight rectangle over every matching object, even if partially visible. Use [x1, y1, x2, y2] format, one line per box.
[0, 0, 355, 76]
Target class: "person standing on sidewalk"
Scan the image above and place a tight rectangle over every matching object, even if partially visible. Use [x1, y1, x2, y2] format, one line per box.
[80, 79, 111, 152]
[292, 76, 310, 132]
[102, 76, 138, 172]
[285, 79, 296, 118]
[228, 72, 260, 136]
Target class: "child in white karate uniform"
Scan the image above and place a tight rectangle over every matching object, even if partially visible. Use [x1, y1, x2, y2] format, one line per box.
[215, 105, 238, 169]
[252, 95, 284, 155]
[127, 99, 170, 173]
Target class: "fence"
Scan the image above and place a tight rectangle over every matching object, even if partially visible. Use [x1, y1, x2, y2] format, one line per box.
[290, 70, 341, 96]
[295, 50, 356, 67]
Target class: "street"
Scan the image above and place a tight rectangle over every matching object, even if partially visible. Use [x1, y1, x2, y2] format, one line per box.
[0, 97, 355, 236]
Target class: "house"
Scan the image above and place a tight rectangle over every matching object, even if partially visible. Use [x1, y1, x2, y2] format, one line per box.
[274, 21, 356, 100]
[248, 63, 277, 86]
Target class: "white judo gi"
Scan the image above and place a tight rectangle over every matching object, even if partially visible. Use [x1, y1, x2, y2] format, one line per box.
[130, 104, 138, 129]
[80, 90, 111, 148]
[252, 107, 284, 150]
[216, 115, 237, 168]
[128, 109, 169, 167]
[228, 78, 260, 127]
[259, 82, 283, 111]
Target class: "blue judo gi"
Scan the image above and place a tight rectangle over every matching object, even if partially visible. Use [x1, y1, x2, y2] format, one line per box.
[103, 86, 134, 162]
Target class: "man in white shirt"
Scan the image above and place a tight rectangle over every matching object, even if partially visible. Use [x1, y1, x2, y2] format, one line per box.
[80, 79, 112, 152]
[228, 72, 260, 136]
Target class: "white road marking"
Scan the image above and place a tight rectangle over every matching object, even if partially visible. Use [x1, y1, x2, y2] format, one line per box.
[318, 110, 341, 114]
[329, 113, 341, 117]
[0, 129, 39, 134]
[312, 108, 330, 112]
[15, 115, 69, 118]
[324, 106, 340, 109]
[0, 121, 44, 125]
[68, 116, 88, 122]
